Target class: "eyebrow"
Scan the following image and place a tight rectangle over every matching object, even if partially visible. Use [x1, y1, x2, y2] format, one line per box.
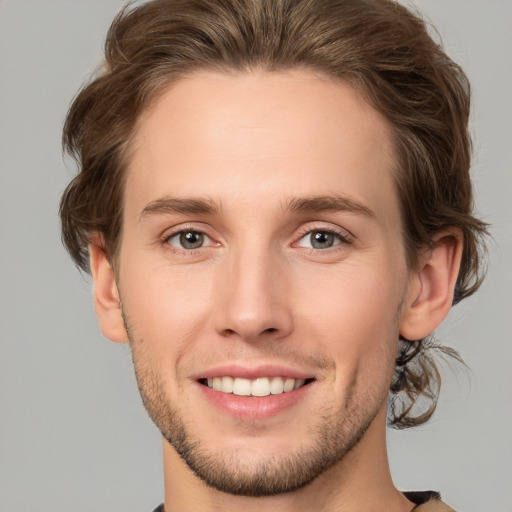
[139, 193, 375, 221]
[139, 196, 220, 220]
[286, 195, 375, 218]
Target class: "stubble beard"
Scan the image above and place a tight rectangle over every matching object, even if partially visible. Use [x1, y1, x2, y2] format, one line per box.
[121, 303, 393, 497]
[128, 355, 388, 495]
[132, 360, 384, 497]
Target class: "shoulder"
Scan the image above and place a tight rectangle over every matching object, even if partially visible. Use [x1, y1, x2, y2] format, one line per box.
[404, 491, 456, 511]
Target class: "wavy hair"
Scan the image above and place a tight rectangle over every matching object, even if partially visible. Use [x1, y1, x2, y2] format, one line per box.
[60, 0, 488, 428]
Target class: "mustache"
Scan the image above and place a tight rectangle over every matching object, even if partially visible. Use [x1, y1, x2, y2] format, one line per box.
[183, 345, 335, 372]
[120, 300, 335, 373]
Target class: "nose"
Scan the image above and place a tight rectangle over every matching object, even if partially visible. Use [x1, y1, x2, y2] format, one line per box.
[213, 245, 294, 343]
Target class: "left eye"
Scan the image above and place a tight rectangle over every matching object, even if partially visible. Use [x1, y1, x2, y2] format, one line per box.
[166, 230, 211, 250]
[297, 230, 344, 249]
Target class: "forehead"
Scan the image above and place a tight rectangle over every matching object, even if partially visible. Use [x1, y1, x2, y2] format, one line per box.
[126, 69, 398, 221]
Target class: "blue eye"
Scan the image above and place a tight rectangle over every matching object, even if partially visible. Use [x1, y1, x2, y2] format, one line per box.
[166, 230, 211, 250]
[297, 230, 345, 249]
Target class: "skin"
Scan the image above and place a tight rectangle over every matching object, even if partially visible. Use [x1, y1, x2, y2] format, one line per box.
[90, 69, 462, 512]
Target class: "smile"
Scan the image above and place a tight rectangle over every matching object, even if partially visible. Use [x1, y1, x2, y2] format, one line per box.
[201, 376, 311, 396]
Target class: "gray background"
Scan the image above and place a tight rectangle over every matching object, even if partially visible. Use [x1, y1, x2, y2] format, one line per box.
[0, 0, 510, 511]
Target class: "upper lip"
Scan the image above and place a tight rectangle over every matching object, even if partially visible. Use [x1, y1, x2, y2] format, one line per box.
[190, 364, 315, 381]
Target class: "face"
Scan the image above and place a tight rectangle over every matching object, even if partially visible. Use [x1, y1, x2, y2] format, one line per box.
[115, 70, 413, 495]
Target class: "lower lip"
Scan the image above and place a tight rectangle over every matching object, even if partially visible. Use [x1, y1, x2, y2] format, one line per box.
[196, 381, 313, 421]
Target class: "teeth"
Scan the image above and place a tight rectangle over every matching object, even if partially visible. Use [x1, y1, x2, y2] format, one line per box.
[222, 376, 234, 393]
[270, 377, 284, 394]
[251, 378, 270, 397]
[205, 376, 307, 396]
[283, 378, 295, 392]
[294, 379, 305, 390]
[232, 377, 251, 396]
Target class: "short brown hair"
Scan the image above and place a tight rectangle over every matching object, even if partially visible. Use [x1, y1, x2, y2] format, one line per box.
[60, 0, 488, 428]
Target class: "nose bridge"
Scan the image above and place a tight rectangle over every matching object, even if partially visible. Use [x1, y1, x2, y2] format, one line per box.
[214, 238, 292, 341]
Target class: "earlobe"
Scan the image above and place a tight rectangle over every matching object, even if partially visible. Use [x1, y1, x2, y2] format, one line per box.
[89, 240, 129, 344]
[400, 230, 463, 341]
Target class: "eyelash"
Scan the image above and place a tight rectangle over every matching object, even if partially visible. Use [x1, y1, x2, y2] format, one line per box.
[161, 225, 217, 254]
[293, 225, 354, 252]
[160, 225, 354, 254]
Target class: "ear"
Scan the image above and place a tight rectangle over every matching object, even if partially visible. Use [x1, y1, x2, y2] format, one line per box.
[400, 230, 463, 341]
[89, 239, 129, 344]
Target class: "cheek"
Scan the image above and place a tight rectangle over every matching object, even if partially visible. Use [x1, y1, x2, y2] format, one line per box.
[298, 260, 403, 333]
[119, 258, 218, 377]
[294, 261, 404, 382]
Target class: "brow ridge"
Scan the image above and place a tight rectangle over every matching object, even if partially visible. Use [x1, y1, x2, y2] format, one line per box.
[139, 194, 374, 221]
[139, 196, 220, 220]
[286, 195, 375, 217]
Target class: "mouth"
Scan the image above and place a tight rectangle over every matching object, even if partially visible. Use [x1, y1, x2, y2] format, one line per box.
[198, 376, 315, 397]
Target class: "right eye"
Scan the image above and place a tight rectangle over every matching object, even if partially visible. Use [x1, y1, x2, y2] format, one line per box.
[165, 230, 212, 250]
[297, 230, 341, 250]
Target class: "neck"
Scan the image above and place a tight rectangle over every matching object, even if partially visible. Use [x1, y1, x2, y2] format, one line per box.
[161, 408, 414, 512]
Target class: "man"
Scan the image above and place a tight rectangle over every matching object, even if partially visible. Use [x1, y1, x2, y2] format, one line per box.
[59, 0, 488, 510]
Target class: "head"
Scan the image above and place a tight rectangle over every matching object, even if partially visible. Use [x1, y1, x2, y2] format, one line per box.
[60, 0, 488, 496]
